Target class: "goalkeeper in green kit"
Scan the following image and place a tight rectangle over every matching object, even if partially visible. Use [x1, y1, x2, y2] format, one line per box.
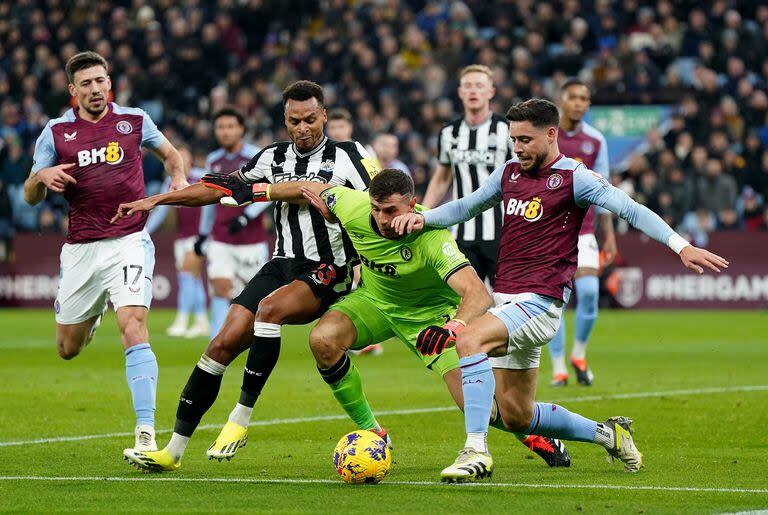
[201, 168, 571, 467]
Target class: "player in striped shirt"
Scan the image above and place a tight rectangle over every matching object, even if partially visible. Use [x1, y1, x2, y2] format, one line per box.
[113, 81, 379, 472]
[423, 64, 513, 286]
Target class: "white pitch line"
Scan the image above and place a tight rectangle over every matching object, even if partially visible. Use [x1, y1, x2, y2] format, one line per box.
[1, 384, 766, 448]
[0, 476, 767, 494]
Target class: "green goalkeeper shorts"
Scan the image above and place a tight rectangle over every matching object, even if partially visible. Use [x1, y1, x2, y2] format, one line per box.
[329, 288, 460, 376]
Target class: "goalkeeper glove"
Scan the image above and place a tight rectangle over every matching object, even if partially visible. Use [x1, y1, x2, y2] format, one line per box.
[415, 319, 466, 356]
[201, 173, 269, 207]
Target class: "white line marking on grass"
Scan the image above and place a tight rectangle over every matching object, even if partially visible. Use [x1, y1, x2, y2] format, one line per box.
[0, 476, 767, 494]
[1, 384, 766, 448]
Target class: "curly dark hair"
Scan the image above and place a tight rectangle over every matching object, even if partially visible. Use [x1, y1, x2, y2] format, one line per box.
[282, 80, 324, 107]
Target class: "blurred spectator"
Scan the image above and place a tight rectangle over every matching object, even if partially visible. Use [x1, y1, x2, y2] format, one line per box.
[658, 167, 694, 227]
[695, 158, 739, 228]
[372, 133, 411, 177]
[679, 209, 717, 247]
[0, 136, 35, 230]
[741, 188, 765, 232]
[326, 108, 355, 142]
[0, 178, 13, 261]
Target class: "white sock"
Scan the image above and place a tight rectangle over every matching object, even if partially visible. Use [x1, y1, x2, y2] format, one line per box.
[552, 355, 567, 376]
[571, 341, 588, 361]
[193, 313, 208, 326]
[593, 423, 614, 449]
[197, 354, 226, 376]
[465, 432, 488, 453]
[166, 432, 190, 461]
[228, 403, 253, 428]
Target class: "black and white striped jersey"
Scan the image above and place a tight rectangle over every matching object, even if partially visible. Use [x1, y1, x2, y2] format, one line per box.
[236, 137, 377, 265]
[437, 112, 512, 242]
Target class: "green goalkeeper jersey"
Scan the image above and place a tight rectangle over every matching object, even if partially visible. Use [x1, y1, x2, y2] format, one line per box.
[320, 186, 469, 320]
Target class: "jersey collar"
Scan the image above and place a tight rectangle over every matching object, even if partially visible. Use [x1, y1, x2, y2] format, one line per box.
[528, 153, 566, 175]
[293, 136, 327, 158]
[74, 102, 113, 124]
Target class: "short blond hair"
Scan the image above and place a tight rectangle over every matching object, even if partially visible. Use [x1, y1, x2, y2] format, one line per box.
[459, 64, 493, 83]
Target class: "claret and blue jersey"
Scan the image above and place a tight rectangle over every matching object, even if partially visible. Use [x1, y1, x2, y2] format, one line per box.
[31, 102, 165, 243]
[423, 155, 676, 301]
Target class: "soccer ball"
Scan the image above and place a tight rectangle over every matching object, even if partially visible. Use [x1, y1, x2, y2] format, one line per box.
[333, 430, 391, 484]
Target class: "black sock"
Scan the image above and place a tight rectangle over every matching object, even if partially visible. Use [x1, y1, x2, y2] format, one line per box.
[239, 332, 281, 408]
[174, 363, 224, 437]
[318, 353, 350, 384]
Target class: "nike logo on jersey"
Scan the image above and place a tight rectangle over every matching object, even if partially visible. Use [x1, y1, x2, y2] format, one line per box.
[510, 172, 521, 180]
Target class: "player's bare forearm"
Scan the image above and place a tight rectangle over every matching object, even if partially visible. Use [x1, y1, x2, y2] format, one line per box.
[448, 266, 493, 323]
[23, 173, 46, 205]
[164, 150, 186, 189]
[160, 183, 224, 206]
[268, 181, 331, 203]
[154, 140, 188, 190]
[422, 164, 452, 208]
[112, 183, 222, 224]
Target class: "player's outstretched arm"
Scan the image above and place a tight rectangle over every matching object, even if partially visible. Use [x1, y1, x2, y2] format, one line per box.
[201, 173, 331, 207]
[111, 183, 223, 224]
[574, 167, 729, 274]
[269, 181, 331, 203]
[414, 163, 505, 234]
[393, 165, 504, 236]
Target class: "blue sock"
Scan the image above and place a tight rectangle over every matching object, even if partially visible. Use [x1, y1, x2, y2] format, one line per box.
[548, 320, 566, 358]
[177, 272, 195, 316]
[192, 276, 207, 317]
[526, 402, 597, 443]
[210, 296, 230, 338]
[460, 354, 495, 436]
[574, 275, 599, 344]
[125, 343, 158, 426]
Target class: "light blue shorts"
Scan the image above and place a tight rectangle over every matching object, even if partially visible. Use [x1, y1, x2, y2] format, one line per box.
[488, 292, 565, 369]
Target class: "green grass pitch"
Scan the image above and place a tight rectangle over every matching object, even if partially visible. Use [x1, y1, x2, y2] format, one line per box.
[0, 308, 766, 513]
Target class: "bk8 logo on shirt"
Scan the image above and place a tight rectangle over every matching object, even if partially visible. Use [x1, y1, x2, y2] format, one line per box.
[77, 141, 125, 167]
[506, 196, 544, 222]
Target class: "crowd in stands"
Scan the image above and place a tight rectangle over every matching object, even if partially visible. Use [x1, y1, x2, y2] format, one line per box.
[2, 0, 768, 259]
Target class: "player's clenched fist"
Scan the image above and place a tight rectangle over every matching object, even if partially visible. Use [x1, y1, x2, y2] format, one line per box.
[416, 319, 466, 356]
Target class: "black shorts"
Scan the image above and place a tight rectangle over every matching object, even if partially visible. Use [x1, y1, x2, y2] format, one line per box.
[233, 257, 352, 314]
[457, 240, 498, 286]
